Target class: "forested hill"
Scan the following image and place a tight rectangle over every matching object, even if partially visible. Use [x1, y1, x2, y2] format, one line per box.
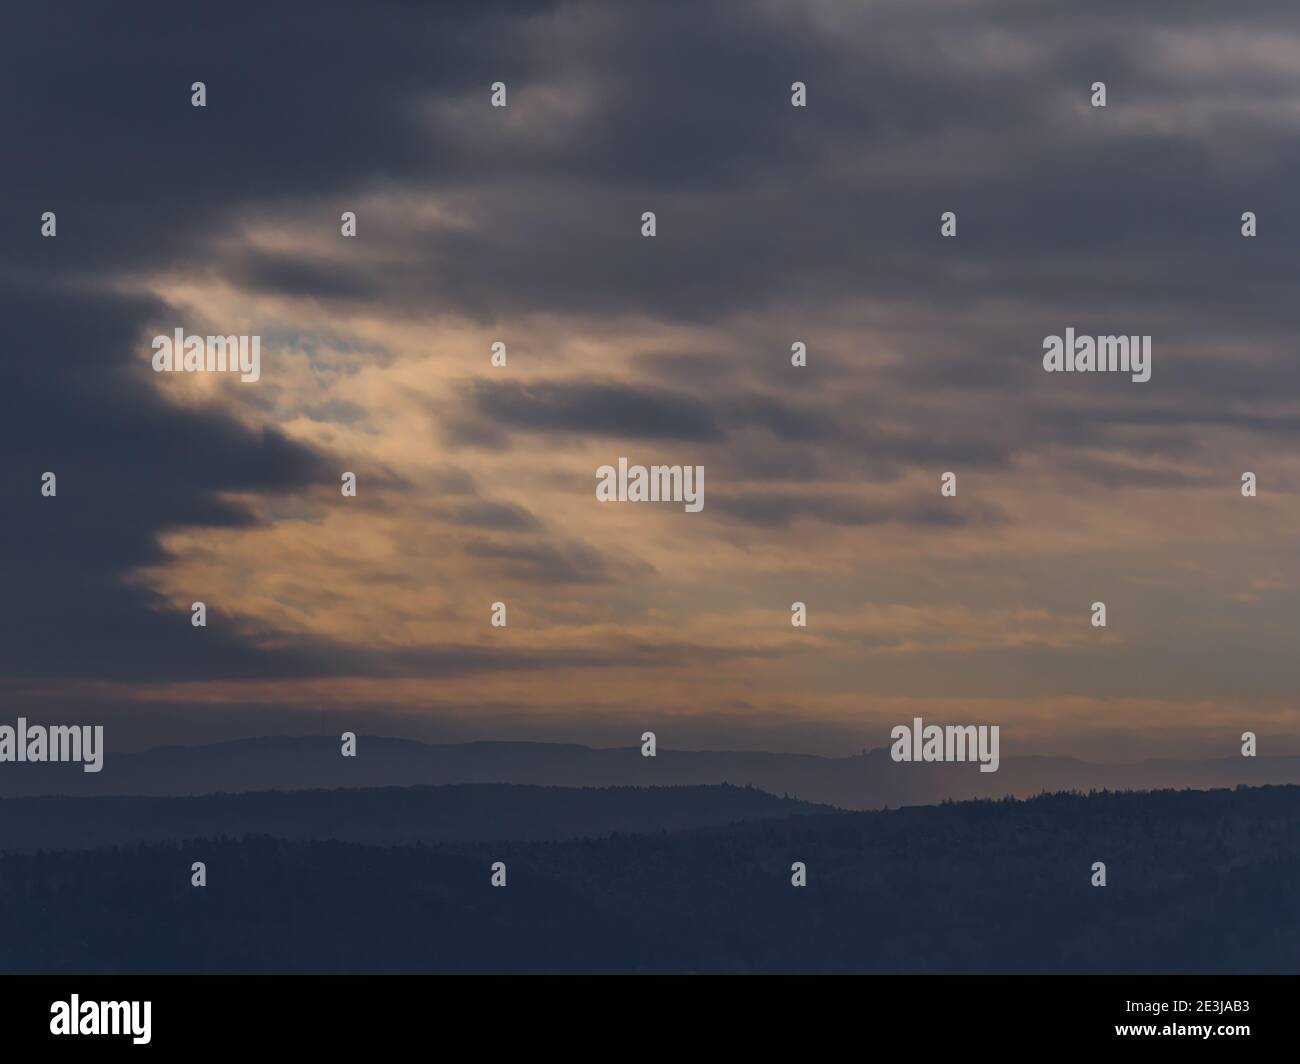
[0, 782, 831, 852]
[2, 784, 1298, 973]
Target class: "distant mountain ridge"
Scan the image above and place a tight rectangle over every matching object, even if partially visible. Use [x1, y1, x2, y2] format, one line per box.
[1, 733, 1296, 809]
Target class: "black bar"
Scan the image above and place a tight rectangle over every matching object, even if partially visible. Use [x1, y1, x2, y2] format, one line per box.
[0, 974, 1285, 1052]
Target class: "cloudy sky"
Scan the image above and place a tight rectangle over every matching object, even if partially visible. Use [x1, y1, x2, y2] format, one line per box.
[4, 0, 1300, 759]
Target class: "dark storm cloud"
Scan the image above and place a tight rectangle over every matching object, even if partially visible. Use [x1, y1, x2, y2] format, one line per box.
[451, 500, 542, 532]
[464, 377, 853, 447]
[1045, 454, 1218, 490]
[0, 3, 568, 682]
[467, 379, 724, 441]
[0, 282, 343, 681]
[179, 0, 1300, 338]
[229, 251, 379, 302]
[303, 399, 369, 425]
[7, 0, 1280, 337]
[1, 1, 552, 275]
[464, 538, 633, 585]
[713, 491, 1005, 530]
[11, 0, 1278, 351]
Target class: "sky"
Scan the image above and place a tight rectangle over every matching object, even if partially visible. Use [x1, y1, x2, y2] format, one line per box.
[3, 0, 1300, 759]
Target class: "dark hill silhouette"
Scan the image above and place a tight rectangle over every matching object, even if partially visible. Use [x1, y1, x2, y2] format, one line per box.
[3, 733, 1299, 810]
[0, 783, 832, 853]
[2, 784, 1298, 973]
